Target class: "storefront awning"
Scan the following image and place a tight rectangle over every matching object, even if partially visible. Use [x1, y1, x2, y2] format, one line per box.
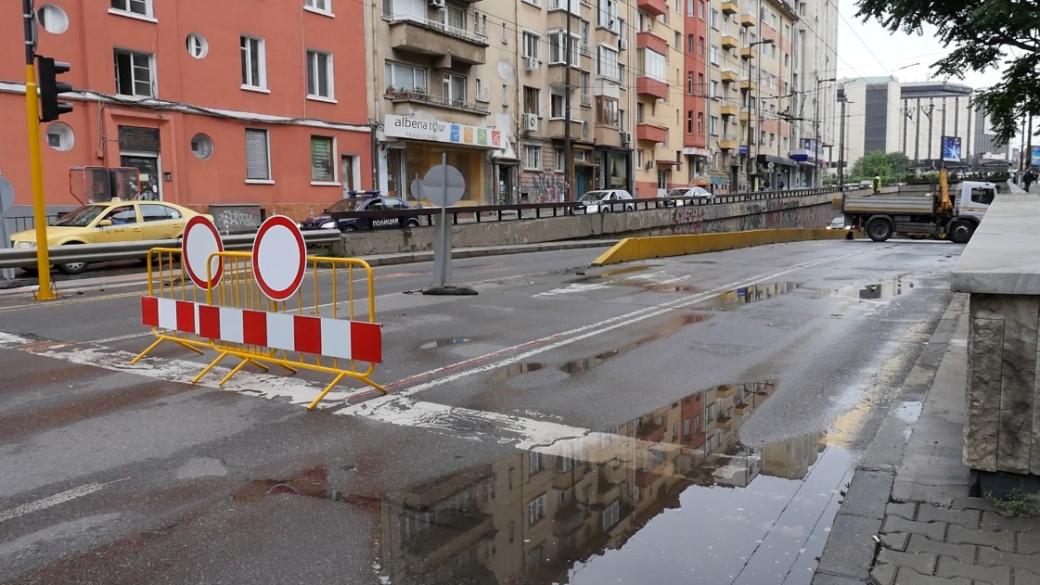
[757, 154, 797, 167]
[656, 159, 679, 168]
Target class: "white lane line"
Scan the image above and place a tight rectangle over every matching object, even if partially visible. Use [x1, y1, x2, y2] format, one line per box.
[0, 479, 125, 524]
[87, 331, 155, 344]
[0, 334, 370, 407]
[359, 251, 859, 409]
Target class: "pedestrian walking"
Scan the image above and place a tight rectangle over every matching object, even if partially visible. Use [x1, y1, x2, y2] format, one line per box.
[778, 178, 785, 190]
[1024, 168, 1036, 193]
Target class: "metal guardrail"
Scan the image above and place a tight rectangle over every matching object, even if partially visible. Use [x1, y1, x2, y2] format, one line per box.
[0, 229, 341, 269]
[331, 187, 838, 226]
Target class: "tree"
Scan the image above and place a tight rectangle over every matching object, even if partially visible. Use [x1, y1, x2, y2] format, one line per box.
[856, 0, 1040, 143]
[850, 150, 910, 180]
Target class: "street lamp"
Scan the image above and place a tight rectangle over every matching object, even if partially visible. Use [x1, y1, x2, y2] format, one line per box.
[745, 38, 774, 191]
[813, 76, 836, 188]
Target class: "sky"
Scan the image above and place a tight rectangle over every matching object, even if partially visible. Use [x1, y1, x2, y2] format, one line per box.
[836, 0, 1007, 91]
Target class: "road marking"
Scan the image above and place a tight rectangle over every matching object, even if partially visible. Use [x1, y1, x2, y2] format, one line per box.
[87, 331, 155, 344]
[0, 479, 125, 524]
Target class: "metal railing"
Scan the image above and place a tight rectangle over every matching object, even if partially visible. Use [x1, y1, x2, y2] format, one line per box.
[0, 229, 341, 270]
[383, 11, 490, 46]
[385, 89, 490, 115]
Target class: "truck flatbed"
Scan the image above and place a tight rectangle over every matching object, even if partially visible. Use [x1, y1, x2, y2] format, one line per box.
[844, 192, 935, 215]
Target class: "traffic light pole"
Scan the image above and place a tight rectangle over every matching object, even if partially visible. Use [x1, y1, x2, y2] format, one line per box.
[22, 0, 56, 300]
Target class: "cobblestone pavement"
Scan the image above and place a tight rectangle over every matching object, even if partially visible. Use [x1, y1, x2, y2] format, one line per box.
[815, 297, 1040, 585]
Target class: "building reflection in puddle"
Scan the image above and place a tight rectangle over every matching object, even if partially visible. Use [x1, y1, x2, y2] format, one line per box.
[377, 381, 849, 585]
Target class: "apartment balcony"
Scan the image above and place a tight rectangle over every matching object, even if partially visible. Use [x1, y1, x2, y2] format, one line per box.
[740, 13, 756, 27]
[595, 125, 622, 147]
[385, 13, 489, 65]
[721, 1, 738, 14]
[637, 122, 668, 144]
[719, 138, 738, 150]
[638, 0, 668, 17]
[636, 31, 668, 55]
[720, 104, 738, 117]
[721, 69, 739, 83]
[721, 35, 739, 50]
[739, 80, 756, 91]
[739, 111, 752, 122]
[385, 89, 490, 116]
[717, 385, 735, 398]
[547, 118, 588, 140]
[636, 76, 669, 99]
[740, 47, 755, 59]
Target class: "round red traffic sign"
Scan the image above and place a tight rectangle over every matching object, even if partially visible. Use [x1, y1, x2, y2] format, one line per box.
[251, 215, 306, 301]
[182, 215, 224, 289]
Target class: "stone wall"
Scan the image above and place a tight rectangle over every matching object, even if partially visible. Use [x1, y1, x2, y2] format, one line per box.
[339, 192, 836, 257]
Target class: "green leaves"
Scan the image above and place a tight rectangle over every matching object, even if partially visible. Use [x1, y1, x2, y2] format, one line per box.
[851, 150, 911, 181]
[855, 0, 1040, 142]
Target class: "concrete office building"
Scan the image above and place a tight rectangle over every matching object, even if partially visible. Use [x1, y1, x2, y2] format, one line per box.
[836, 76, 902, 168]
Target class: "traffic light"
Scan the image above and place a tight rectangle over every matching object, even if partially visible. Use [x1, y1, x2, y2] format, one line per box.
[37, 56, 73, 122]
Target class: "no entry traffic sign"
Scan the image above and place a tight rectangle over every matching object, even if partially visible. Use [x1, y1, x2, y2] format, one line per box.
[251, 215, 306, 301]
[182, 215, 224, 289]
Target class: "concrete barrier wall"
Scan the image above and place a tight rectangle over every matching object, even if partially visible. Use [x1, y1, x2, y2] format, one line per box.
[339, 192, 836, 257]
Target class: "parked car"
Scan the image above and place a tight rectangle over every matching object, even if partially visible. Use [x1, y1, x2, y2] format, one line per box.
[299, 196, 422, 232]
[574, 190, 635, 213]
[663, 187, 713, 206]
[826, 215, 848, 230]
[9, 200, 207, 274]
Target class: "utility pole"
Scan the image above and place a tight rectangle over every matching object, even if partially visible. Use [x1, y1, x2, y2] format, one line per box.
[1027, 113, 1034, 172]
[564, 0, 575, 200]
[838, 94, 848, 189]
[926, 101, 934, 162]
[813, 76, 835, 187]
[1021, 114, 1028, 172]
[745, 39, 773, 191]
[21, 0, 56, 301]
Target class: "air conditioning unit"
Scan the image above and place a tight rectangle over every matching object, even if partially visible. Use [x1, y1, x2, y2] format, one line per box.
[524, 56, 539, 71]
[581, 120, 589, 137]
[429, 0, 445, 7]
[621, 132, 631, 144]
[522, 113, 539, 132]
[619, 37, 628, 51]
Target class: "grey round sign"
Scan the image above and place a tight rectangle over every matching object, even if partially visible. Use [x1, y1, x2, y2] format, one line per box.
[423, 164, 466, 207]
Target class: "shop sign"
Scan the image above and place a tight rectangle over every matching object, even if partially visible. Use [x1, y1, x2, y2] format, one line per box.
[385, 115, 502, 149]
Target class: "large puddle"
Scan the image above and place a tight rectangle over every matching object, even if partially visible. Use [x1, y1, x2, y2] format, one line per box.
[373, 381, 854, 585]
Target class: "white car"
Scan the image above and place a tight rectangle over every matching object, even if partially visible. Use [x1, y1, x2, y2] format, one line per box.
[576, 190, 635, 213]
[663, 187, 713, 206]
[827, 215, 848, 230]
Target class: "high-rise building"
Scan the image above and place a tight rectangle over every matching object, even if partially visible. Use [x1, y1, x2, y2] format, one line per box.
[682, 0, 711, 189]
[788, 0, 839, 188]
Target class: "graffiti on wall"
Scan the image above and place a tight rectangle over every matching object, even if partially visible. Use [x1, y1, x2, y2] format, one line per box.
[666, 196, 834, 235]
[520, 173, 566, 203]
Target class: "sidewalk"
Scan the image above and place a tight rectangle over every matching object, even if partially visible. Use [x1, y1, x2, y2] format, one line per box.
[814, 295, 1040, 585]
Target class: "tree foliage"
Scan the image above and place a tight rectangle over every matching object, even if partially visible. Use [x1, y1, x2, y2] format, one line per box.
[856, 0, 1040, 143]
[850, 150, 911, 180]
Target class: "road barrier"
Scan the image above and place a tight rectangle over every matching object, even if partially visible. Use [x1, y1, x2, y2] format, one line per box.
[591, 228, 850, 266]
[132, 216, 384, 409]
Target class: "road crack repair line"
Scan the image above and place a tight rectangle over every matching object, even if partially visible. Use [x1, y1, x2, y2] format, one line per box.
[0, 250, 862, 450]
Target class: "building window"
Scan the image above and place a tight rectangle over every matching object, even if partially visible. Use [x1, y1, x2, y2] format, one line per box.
[687, 34, 694, 53]
[709, 45, 719, 65]
[687, 111, 693, 133]
[597, 0, 618, 33]
[675, 31, 682, 50]
[45, 122, 74, 151]
[699, 36, 705, 56]
[310, 136, 335, 182]
[581, 71, 591, 106]
[698, 112, 704, 133]
[687, 72, 694, 95]
[443, 72, 467, 105]
[549, 31, 580, 65]
[550, 91, 565, 118]
[602, 500, 620, 529]
[527, 494, 546, 527]
[555, 148, 565, 172]
[475, 78, 488, 102]
[185, 33, 208, 59]
[190, 133, 213, 160]
[38, 4, 69, 34]
[639, 48, 666, 81]
[385, 61, 428, 92]
[580, 20, 590, 54]
[444, 2, 466, 33]
[523, 31, 540, 61]
[636, 102, 644, 123]
[528, 451, 543, 474]
[523, 144, 541, 170]
[240, 36, 267, 90]
[710, 8, 719, 29]
[523, 86, 539, 115]
[596, 96, 619, 127]
[110, 0, 152, 18]
[305, 0, 332, 15]
[307, 50, 334, 100]
[598, 45, 619, 81]
[113, 49, 154, 97]
[245, 129, 271, 181]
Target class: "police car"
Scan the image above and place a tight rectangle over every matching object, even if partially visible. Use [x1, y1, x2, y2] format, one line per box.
[299, 195, 423, 232]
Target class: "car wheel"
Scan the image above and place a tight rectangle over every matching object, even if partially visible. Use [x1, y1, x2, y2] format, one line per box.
[865, 217, 893, 242]
[599, 206, 610, 213]
[406, 219, 420, 228]
[625, 204, 635, 212]
[342, 225, 357, 233]
[57, 242, 88, 275]
[949, 219, 975, 244]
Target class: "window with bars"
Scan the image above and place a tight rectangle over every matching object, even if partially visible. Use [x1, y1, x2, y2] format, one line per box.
[240, 36, 266, 89]
[113, 49, 154, 97]
[310, 136, 334, 182]
[307, 50, 334, 99]
[245, 129, 271, 181]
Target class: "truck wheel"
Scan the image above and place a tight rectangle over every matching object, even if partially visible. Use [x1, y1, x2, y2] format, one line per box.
[866, 217, 893, 242]
[949, 220, 975, 244]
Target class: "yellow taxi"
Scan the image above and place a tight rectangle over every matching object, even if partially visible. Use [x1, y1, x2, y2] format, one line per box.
[10, 199, 208, 274]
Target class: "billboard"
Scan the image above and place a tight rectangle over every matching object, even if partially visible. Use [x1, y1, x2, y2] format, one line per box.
[941, 136, 962, 162]
[1031, 145, 1040, 167]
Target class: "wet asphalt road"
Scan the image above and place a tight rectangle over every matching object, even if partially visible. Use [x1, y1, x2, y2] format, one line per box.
[0, 239, 963, 585]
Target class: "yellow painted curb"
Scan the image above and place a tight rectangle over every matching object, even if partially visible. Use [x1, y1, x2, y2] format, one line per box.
[591, 228, 848, 266]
